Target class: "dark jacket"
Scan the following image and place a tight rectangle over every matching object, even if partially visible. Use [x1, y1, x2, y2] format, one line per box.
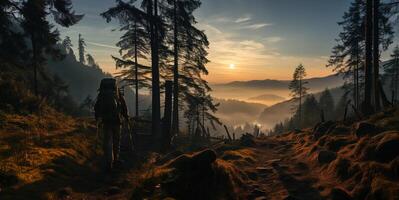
[94, 92, 129, 124]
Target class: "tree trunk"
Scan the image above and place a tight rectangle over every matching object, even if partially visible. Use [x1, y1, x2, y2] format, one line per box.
[299, 79, 302, 127]
[31, 34, 38, 96]
[172, 0, 180, 136]
[373, 0, 381, 111]
[395, 57, 399, 103]
[162, 81, 173, 150]
[134, 21, 139, 118]
[150, 0, 161, 136]
[364, 0, 374, 115]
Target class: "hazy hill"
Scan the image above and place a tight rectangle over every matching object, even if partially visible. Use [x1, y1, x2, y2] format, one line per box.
[46, 51, 150, 115]
[211, 74, 345, 105]
[248, 94, 285, 102]
[216, 74, 344, 91]
[47, 53, 111, 103]
[258, 86, 345, 129]
[215, 98, 267, 126]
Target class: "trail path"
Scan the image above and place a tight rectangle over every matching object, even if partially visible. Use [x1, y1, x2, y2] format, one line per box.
[242, 137, 331, 200]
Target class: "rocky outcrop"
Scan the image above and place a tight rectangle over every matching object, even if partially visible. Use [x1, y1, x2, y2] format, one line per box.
[354, 122, 382, 138]
[318, 150, 337, 164]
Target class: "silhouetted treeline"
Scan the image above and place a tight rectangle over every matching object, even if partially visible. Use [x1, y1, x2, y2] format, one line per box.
[0, 0, 83, 115]
[328, 0, 398, 115]
[101, 0, 220, 136]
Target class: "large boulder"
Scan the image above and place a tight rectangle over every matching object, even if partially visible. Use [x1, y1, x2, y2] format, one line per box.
[327, 125, 350, 135]
[313, 121, 336, 139]
[329, 188, 353, 200]
[192, 149, 217, 167]
[318, 150, 337, 164]
[240, 133, 256, 147]
[354, 122, 382, 138]
[390, 157, 399, 178]
[168, 149, 217, 170]
[375, 131, 399, 163]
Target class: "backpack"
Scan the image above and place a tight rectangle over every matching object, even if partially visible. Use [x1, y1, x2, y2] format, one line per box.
[97, 78, 121, 123]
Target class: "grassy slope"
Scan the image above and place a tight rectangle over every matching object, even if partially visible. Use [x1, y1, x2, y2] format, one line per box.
[0, 109, 100, 199]
[133, 107, 399, 200]
[1, 106, 398, 200]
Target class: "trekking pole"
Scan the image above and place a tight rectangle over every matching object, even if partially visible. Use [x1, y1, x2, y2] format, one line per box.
[95, 120, 101, 150]
[126, 118, 134, 152]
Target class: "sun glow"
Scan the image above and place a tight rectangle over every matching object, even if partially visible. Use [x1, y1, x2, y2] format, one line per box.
[229, 63, 236, 69]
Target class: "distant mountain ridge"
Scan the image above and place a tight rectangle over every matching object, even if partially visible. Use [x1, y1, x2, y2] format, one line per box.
[214, 74, 344, 92]
[248, 94, 285, 102]
[257, 86, 345, 129]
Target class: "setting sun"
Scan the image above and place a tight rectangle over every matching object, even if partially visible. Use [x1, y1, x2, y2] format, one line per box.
[229, 63, 236, 69]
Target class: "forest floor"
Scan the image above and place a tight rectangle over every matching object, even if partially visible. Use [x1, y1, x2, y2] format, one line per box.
[1, 107, 399, 200]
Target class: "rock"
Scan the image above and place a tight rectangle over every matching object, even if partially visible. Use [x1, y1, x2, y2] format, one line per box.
[105, 186, 121, 196]
[192, 149, 217, 166]
[327, 126, 350, 135]
[157, 151, 184, 165]
[168, 154, 193, 169]
[249, 189, 266, 197]
[329, 188, 353, 200]
[313, 121, 336, 139]
[240, 133, 256, 146]
[375, 132, 399, 162]
[391, 157, 399, 178]
[0, 172, 19, 187]
[318, 150, 337, 164]
[283, 195, 300, 200]
[255, 167, 274, 175]
[57, 187, 72, 198]
[326, 138, 351, 152]
[355, 122, 381, 138]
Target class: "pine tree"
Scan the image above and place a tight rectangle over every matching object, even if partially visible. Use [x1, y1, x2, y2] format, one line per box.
[102, 1, 153, 118]
[102, 0, 166, 135]
[319, 89, 335, 120]
[0, 1, 26, 65]
[328, 0, 364, 110]
[163, 0, 203, 136]
[20, 0, 82, 96]
[62, 36, 74, 54]
[364, 0, 374, 114]
[334, 94, 350, 120]
[383, 46, 399, 104]
[78, 33, 86, 64]
[289, 64, 308, 127]
[86, 54, 100, 69]
[372, 0, 394, 111]
[329, 0, 393, 113]
[301, 95, 320, 127]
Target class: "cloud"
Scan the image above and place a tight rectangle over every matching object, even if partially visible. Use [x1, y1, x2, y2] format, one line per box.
[265, 37, 284, 43]
[86, 41, 119, 50]
[235, 16, 251, 23]
[245, 23, 272, 30]
[197, 22, 332, 83]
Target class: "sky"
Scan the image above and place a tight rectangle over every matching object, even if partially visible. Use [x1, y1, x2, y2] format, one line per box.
[59, 0, 360, 83]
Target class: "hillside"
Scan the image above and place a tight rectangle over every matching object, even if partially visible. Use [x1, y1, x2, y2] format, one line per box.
[258, 87, 345, 129]
[47, 51, 151, 116]
[216, 74, 344, 90]
[248, 94, 286, 103]
[211, 74, 345, 106]
[47, 52, 111, 103]
[81, 106, 399, 199]
[215, 98, 267, 126]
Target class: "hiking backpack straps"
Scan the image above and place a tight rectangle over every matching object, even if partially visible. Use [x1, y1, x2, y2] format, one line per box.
[97, 78, 121, 123]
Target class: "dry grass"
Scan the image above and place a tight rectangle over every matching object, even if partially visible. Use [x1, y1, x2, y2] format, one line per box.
[0, 110, 100, 199]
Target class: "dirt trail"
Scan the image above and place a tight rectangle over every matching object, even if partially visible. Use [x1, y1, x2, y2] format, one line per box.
[242, 138, 329, 200]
